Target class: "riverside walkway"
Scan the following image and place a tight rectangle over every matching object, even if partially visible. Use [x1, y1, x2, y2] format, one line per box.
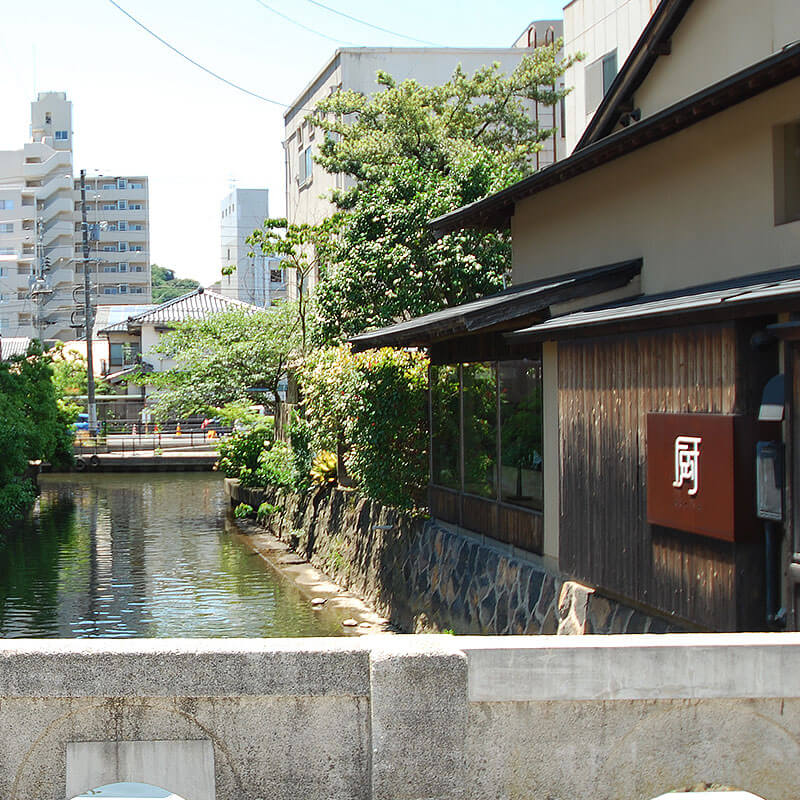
[1, 634, 798, 800]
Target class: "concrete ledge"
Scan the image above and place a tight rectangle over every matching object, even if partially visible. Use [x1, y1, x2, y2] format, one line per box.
[0, 639, 371, 697]
[459, 632, 800, 701]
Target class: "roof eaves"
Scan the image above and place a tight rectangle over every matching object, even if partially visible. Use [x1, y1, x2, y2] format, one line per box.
[429, 41, 800, 236]
[575, 0, 695, 151]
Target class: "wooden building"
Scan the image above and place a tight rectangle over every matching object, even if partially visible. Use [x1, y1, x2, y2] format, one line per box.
[352, 0, 800, 631]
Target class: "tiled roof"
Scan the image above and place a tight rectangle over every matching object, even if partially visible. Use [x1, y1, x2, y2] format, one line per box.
[1, 337, 33, 360]
[99, 289, 259, 334]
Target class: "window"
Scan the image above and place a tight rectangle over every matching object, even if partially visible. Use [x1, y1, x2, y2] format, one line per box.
[102, 183, 115, 190]
[103, 265, 118, 273]
[103, 287, 119, 295]
[55, 130, 68, 140]
[0, 247, 15, 255]
[45, 113, 52, 124]
[130, 286, 144, 294]
[118, 284, 128, 293]
[117, 178, 127, 190]
[102, 203, 116, 211]
[775, 120, 800, 225]
[270, 268, 284, 284]
[129, 203, 143, 210]
[299, 146, 313, 186]
[119, 262, 128, 272]
[0, 267, 4, 277]
[110, 342, 141, 366]
[118, 220, 128, 231]
[0, 223, 13, 233]
[431, 365, 461, 490]
[118, 241, 128, 252]
[0, 199, 14, 210]
[463, 363, 498, 498]
[118, 199, 127, 210]
[132, 265, 144, 272]
[129, 182, 143, 189]
[499, 360, 543, 510]
[102, 245, 117, 252]
[585, 49, 618, 115]
[131, 224, 143, 231]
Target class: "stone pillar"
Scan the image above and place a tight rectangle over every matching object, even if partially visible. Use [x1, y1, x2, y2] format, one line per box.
[369, 638, 468, 800]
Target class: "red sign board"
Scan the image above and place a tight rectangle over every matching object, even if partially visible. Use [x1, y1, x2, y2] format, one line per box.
[646, 413, 756, 542]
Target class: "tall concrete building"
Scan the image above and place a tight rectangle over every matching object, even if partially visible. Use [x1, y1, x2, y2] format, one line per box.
[283, 40, 566, 298]
[219, 187, 285, 307]
[0, 92, 151, 341]
[73, 174, 152, 303]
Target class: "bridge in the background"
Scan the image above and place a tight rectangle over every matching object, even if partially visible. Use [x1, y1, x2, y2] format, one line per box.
[0, 634, 798, 800]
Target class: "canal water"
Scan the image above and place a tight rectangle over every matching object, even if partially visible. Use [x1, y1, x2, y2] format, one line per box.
[0, 472, 343, 638]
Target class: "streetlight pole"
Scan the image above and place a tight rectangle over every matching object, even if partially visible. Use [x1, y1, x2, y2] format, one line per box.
[80, 169, 98, 437]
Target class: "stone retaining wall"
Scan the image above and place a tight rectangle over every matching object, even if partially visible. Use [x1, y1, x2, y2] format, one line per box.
[227, 480, 687, 635]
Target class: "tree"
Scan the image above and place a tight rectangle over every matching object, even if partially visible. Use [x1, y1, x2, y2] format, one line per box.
[151, 263, 200, 304]
[246, 218, 337, 353]
[305, 47, 578, 342]
[0, 344, 74, 530]
[135, 302, 301, 420]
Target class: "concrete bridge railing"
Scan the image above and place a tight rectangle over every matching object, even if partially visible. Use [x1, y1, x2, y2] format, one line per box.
[0, 633, 798, 800]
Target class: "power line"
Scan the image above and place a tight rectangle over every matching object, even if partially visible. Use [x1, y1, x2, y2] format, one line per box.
[105, 0, 296, 108]
[252, 0, 355, 45]
[301, 0, 438, 46]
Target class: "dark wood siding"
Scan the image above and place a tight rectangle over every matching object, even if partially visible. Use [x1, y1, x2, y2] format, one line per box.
[558, 321, 771, 631]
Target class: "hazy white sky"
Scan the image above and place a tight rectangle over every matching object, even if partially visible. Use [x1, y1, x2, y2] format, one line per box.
[0, 0, 566, 286]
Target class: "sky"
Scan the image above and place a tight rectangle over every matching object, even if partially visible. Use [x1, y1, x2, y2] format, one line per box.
[0, 0, 566, 287]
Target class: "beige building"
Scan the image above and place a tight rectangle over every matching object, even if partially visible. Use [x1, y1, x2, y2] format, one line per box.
[356, 0, 800, 632]
[73, 174, 152, 304]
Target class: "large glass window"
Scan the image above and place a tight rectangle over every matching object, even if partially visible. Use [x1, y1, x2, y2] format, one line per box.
[499, 360, 543, 511]
[431, 364, 460, 490]
[462, 363, 497, 498]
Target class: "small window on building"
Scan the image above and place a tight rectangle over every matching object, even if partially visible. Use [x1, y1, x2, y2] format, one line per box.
[104, 265, 118, 273]
[119, 241, 128, 252]
[118, 220, 128, 231]
[299, 146, 313, 186]
[117, 178, 127, 190]
[0, 223, 13, 233]
[103, 287, 118, 295]
[270, 268, 284, 284]
[55, 130, 68, 140]
[0, 199, 14, 210]
[118, 199, 127, 210]
[585, 49, 618, 115]
[119, 262, 128, 272]
[775, 120, 800, 225]
[118, 284, 128, 293]
[45, 113, 52, 124]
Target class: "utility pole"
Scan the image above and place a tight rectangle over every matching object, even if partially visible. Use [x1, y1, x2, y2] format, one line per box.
[29, 215, 53, 345]
[80, 169, 98, 437]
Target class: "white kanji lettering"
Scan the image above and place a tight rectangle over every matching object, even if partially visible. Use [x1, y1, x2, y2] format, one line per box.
[673, 435, 702, 496]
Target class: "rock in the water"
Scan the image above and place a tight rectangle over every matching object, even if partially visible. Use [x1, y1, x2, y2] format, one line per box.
[359, 622, 371, 629]
[342, 618, 358, 627]
[311, 597, 326, 606]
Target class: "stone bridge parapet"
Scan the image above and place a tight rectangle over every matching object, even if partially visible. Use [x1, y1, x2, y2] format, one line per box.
[0, 634, 799, 800]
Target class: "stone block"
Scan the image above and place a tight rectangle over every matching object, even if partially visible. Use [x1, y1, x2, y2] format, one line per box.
[369, 640, 467, 800]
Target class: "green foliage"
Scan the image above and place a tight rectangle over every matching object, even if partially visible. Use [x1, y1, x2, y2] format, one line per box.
[216, 426, 273, 480]
[254, 441, 295, 489]
[0, 344, 74, 530]
[287, 413, 313, 491]
[233, 503, 253, 519]
[151, 263, 201, 304]
[256, 501, 279, 522]
[214, 401, 274, 432]
[135, 303, 300, 420]
[299, 345, 429, 508]
[306, 50, 579, 342]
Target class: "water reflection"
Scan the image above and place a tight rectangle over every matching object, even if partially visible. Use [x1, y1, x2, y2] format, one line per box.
[0, 473, 342, 638]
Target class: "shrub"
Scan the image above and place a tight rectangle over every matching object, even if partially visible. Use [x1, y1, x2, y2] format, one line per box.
[310, 450, 337, 485]
[287, 412, 313, 491]
[255, 441, 295, 489]
[216, 425, 273, 479]
[299, 344, 428, 508]
[233, 503, 253, 519]
[256, 501, 279, 522]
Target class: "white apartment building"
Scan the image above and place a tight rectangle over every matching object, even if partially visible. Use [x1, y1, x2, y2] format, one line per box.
[73, 174, 152, 304]
[562, 0, 659, 154]
[0, 92, 75, 340]
[0, 92, 152, 341]
[219, 188, 286, 307]
[283, 43, 564, 297]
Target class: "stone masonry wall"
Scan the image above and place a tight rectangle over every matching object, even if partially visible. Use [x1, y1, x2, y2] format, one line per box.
[227, 480, 688, 635]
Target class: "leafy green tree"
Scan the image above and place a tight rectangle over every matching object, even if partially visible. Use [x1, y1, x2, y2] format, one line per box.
[304, 48, 578, 341]
[136, 302, 301, 420]
[0, 345, 74, 530]
[151, 263, 201, 304]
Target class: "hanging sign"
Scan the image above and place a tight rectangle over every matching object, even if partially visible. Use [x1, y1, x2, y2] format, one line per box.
[646, 413, 756, 542]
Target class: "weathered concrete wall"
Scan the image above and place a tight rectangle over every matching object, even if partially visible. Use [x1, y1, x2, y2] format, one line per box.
[228, 481, 687, 635]
[1, 635, 799, 800]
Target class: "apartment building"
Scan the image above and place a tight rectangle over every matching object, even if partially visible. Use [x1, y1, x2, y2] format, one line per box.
[73, 174, 152, 304]
[219, 188, 285, 307]
[0, 92, 152, 341]
[283, 43, 562, 297]
[0, 92, 75, 340]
